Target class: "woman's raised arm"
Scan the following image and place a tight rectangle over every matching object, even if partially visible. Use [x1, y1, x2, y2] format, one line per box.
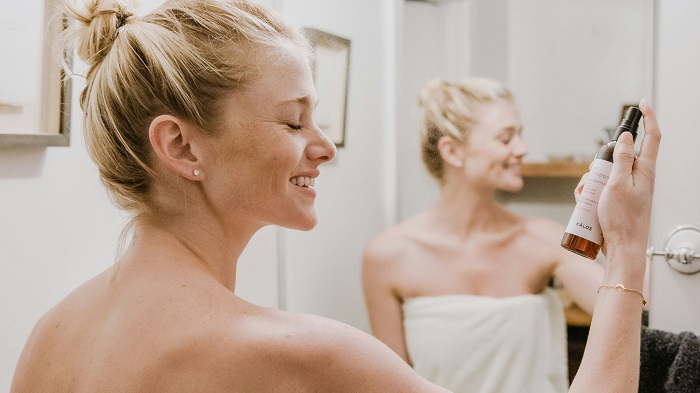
[570, 99, 661, 393]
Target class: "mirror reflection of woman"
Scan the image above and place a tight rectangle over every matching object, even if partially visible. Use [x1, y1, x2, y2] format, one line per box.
[363, 78, 606, 392]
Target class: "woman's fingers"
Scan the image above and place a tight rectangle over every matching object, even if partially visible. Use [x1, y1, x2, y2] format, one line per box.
[609, 131, 636, 183]
[635, 99, 662, 181]
[575, 173, 588, 202]
[637, 99, 662, 164]
[598, 99, 661, 250]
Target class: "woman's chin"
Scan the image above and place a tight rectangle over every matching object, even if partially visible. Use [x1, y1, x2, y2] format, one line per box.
[284, 212, 319, 231]
[499, 180, 524, 193]
[295, 221, 318, 231]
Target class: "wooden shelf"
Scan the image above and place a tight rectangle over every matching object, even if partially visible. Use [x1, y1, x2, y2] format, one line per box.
[521, 162, 589, 178]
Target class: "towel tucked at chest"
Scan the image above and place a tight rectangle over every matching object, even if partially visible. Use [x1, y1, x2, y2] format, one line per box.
[403, 288, 568, 393]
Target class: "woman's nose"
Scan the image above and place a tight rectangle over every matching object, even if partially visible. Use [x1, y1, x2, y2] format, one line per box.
[512, 135, 528, 157]
[308, 125, 337, 163]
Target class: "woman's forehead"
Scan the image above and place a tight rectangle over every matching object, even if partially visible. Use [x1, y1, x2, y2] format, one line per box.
[242, 49, 315, 104]
[474, 100, 521, 128]
[215, 63, 314, 129]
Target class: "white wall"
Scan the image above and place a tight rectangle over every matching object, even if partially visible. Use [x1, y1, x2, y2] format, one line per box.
[470, 0, 508, 82]
[649, 0, 700, 334]
[512, 0, 653, 162]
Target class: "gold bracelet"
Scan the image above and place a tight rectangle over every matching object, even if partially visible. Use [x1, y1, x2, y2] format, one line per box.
[597, 283, 647, 305]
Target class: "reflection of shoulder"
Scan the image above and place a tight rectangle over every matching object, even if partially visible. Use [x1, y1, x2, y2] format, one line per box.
[363, 220, 422, 267]
[523, 216, 565, 244]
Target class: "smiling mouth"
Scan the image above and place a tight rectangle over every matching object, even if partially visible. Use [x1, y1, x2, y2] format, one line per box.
[290, 176, 315, 188]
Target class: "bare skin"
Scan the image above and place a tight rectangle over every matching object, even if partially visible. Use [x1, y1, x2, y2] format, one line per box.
[12, 226, 445, 393]
[363, 99, 604, 363]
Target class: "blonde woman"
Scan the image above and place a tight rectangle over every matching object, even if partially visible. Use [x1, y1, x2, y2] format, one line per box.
[12, 1, 659, 392]
[363, 78, 656, 392]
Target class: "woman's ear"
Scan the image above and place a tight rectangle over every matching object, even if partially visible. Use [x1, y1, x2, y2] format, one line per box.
[437, 135, 465, 168]
[148, 115, 204, 180]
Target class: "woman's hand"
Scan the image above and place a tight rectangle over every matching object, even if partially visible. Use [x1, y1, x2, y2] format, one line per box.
[573, 100, 660, 260]
[598, 99, 660, 265]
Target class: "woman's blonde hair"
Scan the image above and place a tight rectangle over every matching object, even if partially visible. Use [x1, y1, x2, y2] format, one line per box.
[61, 0, 312, 214]
[418, 77, 513, 182]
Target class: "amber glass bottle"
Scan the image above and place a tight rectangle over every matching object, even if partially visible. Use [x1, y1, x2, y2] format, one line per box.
[561, 107, 643, 259]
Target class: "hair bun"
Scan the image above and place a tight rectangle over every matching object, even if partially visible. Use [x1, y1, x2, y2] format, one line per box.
[95, 3, 134, 27]
[63, 0, 136, 65]
[417, 77, 444, 108]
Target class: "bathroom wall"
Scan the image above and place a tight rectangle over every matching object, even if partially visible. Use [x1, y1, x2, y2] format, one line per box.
[507, 0, 653, 163]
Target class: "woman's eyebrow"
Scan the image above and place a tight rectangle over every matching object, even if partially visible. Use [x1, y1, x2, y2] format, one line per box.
[276, 95, 318, 108]
[501, 126, 523, 134]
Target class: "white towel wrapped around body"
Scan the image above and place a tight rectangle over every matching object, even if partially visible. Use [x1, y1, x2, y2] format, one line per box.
[403, 288, 568, 393]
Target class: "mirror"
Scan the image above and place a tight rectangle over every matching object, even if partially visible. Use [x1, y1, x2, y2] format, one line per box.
[397, 0, 654, 220]
[0, 0, 71, 147]
[392, 0, 654, 384]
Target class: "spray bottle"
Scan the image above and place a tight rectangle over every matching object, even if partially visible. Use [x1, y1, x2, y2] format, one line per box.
[561, 106, 643, 259]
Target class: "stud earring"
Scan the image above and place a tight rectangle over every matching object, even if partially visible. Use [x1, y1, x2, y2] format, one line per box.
[193, 169, 200, 176]
[454, 161, 463, 168]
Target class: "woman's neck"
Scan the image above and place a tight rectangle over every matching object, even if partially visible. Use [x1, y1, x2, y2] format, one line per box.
[119, 215, 259, 292]
[431, 181, 515, 239]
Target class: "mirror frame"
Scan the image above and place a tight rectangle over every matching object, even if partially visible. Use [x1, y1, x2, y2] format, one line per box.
[0, 9, 71, 148]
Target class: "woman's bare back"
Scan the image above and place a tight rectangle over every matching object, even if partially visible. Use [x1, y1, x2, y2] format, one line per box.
[12, 260, 446, 393]
[12, 264, 269, 392]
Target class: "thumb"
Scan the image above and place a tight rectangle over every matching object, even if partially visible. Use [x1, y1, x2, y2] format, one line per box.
[610, 131, 635, 181]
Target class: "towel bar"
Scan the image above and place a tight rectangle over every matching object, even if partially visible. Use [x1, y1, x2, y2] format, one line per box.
[647, 224, 700, 274]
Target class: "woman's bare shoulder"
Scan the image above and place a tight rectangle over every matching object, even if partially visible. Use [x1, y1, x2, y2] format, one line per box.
[11, 269, 117, 392]
[522, 215, 566, 242]
[363, 213, 433, 265]
[187, 308, 443, 392]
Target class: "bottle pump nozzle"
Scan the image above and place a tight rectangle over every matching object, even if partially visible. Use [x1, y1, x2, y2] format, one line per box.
[614, 106, 643, 140]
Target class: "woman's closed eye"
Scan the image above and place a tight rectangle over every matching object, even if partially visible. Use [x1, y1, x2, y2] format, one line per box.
[287, 122, 304, 131]
[498, 134, 515, 145]
[498, 128, 522, 145]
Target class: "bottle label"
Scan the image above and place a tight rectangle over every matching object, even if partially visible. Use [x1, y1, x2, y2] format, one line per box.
[565, 158, 613, 244]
